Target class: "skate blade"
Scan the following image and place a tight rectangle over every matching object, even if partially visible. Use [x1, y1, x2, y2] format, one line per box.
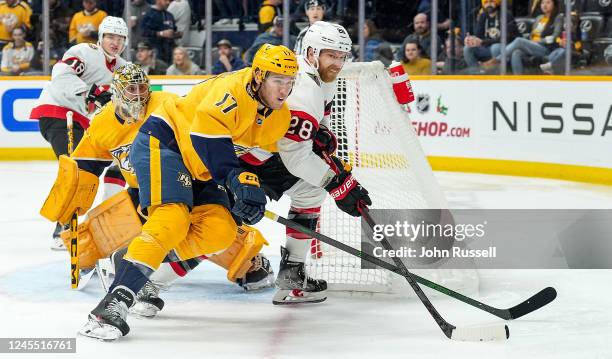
[272, 289, 327, 305]
[78, 316, 124, 341]
[76, 268, 96, 291]
[129, 302, 160, 318]
[241, 274, 275, 292]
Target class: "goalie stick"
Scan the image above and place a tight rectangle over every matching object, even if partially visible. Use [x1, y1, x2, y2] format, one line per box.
[67, 111, 80, 289]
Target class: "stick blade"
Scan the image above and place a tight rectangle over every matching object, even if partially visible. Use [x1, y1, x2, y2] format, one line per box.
[450, 325, 509, 342]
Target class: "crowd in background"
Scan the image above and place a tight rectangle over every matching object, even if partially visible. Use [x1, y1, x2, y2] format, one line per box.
[0, 0, 610, 77]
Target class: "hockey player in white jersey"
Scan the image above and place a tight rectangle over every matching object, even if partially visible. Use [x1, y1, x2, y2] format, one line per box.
[30, 16, 128, 249]
[238, 21, 372, 304]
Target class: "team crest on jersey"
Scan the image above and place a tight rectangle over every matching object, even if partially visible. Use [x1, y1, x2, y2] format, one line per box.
[110, 144, 134, 173]
[177, 172, 192, 187]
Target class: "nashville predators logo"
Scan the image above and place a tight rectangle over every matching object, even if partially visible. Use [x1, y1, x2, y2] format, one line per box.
[110, 144, 134, 173]
[177, 172, 192, 187]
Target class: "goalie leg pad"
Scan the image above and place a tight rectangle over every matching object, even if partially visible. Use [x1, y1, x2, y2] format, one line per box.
[60, 190, 142, 269]
[40, 155, 99, 224]
[208, 225, 269, 282]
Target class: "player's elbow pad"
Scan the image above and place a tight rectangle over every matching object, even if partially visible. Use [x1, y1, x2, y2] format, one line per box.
[40, 155, 99, 224]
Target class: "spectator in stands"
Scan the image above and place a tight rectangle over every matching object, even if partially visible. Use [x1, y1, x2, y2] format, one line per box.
[168, 0, 191, 46]
[438, 32, 468, 74]
[126, 0, 151, 50]
[400, 40, 431, 75]
[363, 19, 393, 66]
[166, 46, 202, 75]
[68, 0, 107, 45]
[135, 40, 169, 75]
[463, 0, 518, 74]
[141, 0, 180, 63]
[399, 13, 442, 60]
[1, 26, 33, 75]
[540, 13, 581, 74]
[212, 39, 245, 74]
[294, 0, 326, 54]
[48, 0, 72, 54]
[245, 16, 295, 65]
[99, 0, 125, 17]
[258, 0, 282, 32]
[483, 0, 562, 74]
[0, 0, 32, 49]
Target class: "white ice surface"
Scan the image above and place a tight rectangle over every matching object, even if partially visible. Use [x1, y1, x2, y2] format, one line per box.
[0, 162, 611, 359]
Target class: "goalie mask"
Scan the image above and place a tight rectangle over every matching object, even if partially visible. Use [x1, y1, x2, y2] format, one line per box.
[301, 21, 352, 64]
[111, 63, 150, 124]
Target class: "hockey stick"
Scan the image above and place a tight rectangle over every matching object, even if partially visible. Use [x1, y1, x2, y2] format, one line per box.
[265, 209, 554, 320]
[67, 111, 80, 289]
[265, 209, 509, 341]
[317, 153, 554, 320]
[358, 206, 508, 341]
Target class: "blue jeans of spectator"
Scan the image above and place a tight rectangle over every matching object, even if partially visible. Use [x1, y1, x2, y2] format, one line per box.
[498, 37, 549, 74]
[547, 47, 565, 64]
[464, 43, 501, 70]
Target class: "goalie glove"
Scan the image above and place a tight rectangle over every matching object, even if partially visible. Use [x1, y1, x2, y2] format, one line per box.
[312, 125, 337, 157]
[324, 156, 372, 217]
[225, 168, 267, 225]
[86, 84, 112, 112]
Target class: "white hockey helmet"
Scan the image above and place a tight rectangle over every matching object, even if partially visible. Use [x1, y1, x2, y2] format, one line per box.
[97, 16, 128, 58]
[300, 21, 352, 59]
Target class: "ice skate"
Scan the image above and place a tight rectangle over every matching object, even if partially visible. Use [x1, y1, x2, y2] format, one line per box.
[79, 287, 134, 341]
[237, 253, 275, 291]
[273, 247, 327, 305]
[130, 281, 165, 318]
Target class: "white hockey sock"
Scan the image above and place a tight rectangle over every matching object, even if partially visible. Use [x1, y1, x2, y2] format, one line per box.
[286, 236, 310, 263]
[149, 262, 182, 290]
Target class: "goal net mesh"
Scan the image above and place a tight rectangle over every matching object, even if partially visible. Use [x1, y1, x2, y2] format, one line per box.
[304, 61, 478, 295]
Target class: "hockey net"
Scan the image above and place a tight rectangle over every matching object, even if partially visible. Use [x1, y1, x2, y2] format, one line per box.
[305, 61, 478, 296]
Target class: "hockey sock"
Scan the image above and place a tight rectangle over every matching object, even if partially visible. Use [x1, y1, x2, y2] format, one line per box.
[102, 165, 126, 200]
[109, 257, 150, 295]
[285, 207, 320, 262]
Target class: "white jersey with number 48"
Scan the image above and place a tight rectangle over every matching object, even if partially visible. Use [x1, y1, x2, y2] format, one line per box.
[30, 43, 126, 129]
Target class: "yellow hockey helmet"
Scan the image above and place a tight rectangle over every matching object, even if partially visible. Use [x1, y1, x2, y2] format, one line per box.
[111, 63, 150, 124]
[252, 44, 298, 82]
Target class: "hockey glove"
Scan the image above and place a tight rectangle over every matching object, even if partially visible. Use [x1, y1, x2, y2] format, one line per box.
[86, 84, 112, 111]
[324, 157, 372, 217]
[313, 125, 337, 157]
[225, 168, 267, 225]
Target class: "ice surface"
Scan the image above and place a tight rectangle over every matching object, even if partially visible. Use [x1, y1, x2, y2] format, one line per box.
[0, 162, 610, 358]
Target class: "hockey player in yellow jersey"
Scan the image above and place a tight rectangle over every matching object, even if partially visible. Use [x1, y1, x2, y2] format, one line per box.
[40, 63, 276, 320]
[75, 44, 298, 340]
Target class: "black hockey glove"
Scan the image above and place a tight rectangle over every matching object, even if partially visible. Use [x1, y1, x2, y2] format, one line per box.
[324, 156, 372, 217]
[225, 168, 267, 225]
[86, 84, 112, 110]
[313, 125, 337, 157]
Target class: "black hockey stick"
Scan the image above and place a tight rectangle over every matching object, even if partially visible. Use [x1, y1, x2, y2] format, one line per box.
[265, 210, 555, 320]
[358, 206, 508, 341]
[265, 209, 509, 341]
[358, 206, 555, 321]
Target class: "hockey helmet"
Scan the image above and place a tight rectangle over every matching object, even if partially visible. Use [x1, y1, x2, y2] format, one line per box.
[97, 16, 129, 58]
[252, 43, 298, 82]
[111, 63, 150, 124]
[301, 21, 352, 59]
[305, 0, 327, 11]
